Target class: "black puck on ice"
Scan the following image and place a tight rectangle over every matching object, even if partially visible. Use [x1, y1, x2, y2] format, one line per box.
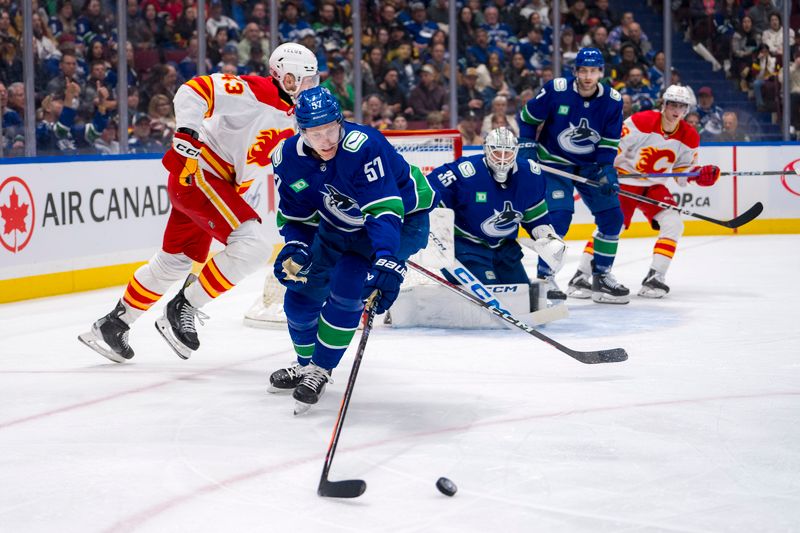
[436, 477, 457, 496]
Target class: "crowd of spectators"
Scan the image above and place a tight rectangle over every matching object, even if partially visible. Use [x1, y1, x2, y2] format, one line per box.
[0, 0, 797, 158]
[675, 0, 800, 136]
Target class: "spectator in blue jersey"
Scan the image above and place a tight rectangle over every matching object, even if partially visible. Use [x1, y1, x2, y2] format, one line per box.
[517, 26, 551, 73]
[620, 67, 655, 112]
[481, 5, 515, 54]
[312, 1, 346, 51]
[49, 0, 77, 44]
[429, 127, 566, 288]
[267, 87, 436, 414]
[36, 81, 111, 156]
[76, 0, 110, 47]
[45, 51, 85, 97]
[127, 113, 163, 153]
[517, 47, 630, 304]
[279, 1, 311, 44]
[695, 86, 724, 138]
[404, 2, 439, 52]
[648, 51, 667, 96]
[467, 28, 505, 67]
[388, 41, 419, 94]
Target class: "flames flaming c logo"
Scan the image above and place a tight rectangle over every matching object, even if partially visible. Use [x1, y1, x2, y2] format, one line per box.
[246, 128, 294, 167]
[636, 146, 676, 174]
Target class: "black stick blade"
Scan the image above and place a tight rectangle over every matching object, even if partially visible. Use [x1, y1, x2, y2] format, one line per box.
[318, 479, 367, 498]
[576, 347, 628, 364]
[723, 202, 763, 229]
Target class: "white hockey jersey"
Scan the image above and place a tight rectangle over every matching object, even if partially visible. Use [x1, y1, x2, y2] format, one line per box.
[615, 110, 700, 187]
[173, 73, 296, 194]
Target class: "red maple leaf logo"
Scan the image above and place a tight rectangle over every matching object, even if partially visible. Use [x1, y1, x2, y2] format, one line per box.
[1, 187, 28, 235]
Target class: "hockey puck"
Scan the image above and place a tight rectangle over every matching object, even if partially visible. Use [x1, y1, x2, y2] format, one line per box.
[436, 477, 457, 496]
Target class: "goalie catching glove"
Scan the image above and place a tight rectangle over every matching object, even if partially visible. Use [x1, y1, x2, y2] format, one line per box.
[163, 127, 204, 182]
[361, 254, 407, 314]
[525, 224, 567, 272]
[274, 241, 313, 287]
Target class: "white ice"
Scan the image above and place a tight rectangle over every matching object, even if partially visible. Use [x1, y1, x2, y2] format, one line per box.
[1, 234, 799, 533]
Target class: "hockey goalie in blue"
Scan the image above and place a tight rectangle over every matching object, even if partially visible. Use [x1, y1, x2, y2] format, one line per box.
[518, 47, 631, 304]
[267, 87, 436, 414]
[428, 127, 566, 286]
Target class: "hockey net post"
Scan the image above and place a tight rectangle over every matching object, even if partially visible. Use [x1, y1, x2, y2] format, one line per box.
[243, 130, 463, 329]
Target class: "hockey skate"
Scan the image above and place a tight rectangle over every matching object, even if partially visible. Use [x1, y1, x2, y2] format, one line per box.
[155, 276, 209, 359]
[538, 276, 566, 301]
[592, 272, 630, 304]
[78, 300, 134, 363]
[293, 363, 332, 415]
[268, 362, 306, 393]
[566, 270, 592, 299]
[638, 269, 670, 298]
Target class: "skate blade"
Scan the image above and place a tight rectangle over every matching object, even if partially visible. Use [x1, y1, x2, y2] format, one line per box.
[154, 318, 193, 360]
[566, 287, 592, 299]
[77, 331, 128, 364]
[293, 401, 313, 416]
[591, 292, 631, 305]
[638, 287, 667, 299]
[267, 384, 295, 394]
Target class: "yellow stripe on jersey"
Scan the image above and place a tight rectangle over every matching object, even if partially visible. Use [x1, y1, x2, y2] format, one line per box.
[195, 171, 241, 230]
[185, 76, 215, 118]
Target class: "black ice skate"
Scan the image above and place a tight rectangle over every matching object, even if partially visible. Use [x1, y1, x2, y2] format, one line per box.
[293, 363, 332, 415]
[638, 269, 670, 298]
[155, 276, 209, 359]
[78, 300, 134, 363]
[592, 271, 630, 304]
[268, 362, 307, 393]
[566, 270, 592, 299]
[538, 276, 567, 301]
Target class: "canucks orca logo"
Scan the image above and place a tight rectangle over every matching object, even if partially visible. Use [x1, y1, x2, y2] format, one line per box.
[322, 184, 363, 226]
[479, 201, 523, 238]
[557, 117, 601, 155]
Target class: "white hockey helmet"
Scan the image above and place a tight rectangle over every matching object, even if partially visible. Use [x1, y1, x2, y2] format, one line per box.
[662, 84, 693, 116]
[269, 43, 319, 100]
[483, 127, 519, 185]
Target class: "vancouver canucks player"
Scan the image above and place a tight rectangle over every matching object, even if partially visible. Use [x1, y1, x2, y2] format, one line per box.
[428, 127, 566, 286]
[268, 87, 436, 414]
[518, 47, 630, 304]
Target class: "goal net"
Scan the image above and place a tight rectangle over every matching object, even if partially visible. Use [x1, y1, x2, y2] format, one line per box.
[244, 129, 463, 329]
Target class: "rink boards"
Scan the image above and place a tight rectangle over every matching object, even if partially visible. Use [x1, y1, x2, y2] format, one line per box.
[1, 143, 798, 302]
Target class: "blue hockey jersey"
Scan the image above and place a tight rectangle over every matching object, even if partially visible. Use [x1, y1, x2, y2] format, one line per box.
[518, 77, 623, 167]
[429, 154, 551, 248]
[274, 122, 438, 257]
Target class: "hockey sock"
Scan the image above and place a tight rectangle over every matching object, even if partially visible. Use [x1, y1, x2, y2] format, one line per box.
[121, 250, 193, 324]
[311, 291, 363, 371]
[284, 290, 322, 366]
[579, 240, 593, 274]
[650, 210, 683, 276]
[651, 238, 677, 275]
[185, 220, 270, 308]
[591, 208, 624, 274]
[538, 209, 572, 278]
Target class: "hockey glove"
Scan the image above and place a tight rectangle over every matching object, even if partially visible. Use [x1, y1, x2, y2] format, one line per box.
[690, 165, 720, 187]
[274, 241, 313, 287]
[526, 224, 567, 273]
[361, 255, 407, 314]
[165, 128, 203, 182]
[593, 164, 620, 196]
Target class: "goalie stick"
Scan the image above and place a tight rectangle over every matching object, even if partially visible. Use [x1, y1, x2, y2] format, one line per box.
[407, 260, 628, 364]
[537, 163, 763, 229]
[317, 293, 379, 499]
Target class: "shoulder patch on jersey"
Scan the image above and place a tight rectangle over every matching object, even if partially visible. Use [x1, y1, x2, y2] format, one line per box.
[554, 78, 568, 92]
[458, 160, 476, 177]
[272, 139, 286, 167]
[609, 88, 621, 101]
[342, 130, 369, 153]
[528, 159, 541, 174]
[242, 75, 293, 111]
[289, 179, 309, 193]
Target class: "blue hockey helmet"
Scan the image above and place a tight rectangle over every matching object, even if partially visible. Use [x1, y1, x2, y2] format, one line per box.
[295, 87, 343, 130]
[575, 47, 605, 69]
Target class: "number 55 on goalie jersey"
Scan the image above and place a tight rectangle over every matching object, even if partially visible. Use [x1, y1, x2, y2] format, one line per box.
[273, 122, 439, 256]
[429, 154, 552, 248]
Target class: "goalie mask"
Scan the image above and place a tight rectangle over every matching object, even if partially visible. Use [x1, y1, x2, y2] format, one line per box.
[483, 127, 519, 185]
[269, 43, 319, 101]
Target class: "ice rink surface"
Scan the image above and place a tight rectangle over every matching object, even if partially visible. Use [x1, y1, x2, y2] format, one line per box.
[1, 234, 799, 533]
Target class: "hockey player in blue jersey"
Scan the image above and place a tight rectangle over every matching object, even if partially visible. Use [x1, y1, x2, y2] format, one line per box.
[518, 47, 631, 304]
[429, 127, 566, 286]
[267, 87, 436, 414]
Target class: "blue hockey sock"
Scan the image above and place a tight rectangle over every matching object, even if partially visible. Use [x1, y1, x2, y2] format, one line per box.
[284, 290, 322, 366]
[592, 208, 624, 274]
[312, 291, 364, 371]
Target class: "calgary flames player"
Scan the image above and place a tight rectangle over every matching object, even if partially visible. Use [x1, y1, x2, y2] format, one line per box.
[566, 85, 721, 299]
[78, 43, 319, 362]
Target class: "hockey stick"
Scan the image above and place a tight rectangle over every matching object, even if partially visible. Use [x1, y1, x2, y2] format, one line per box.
[619, 169, 800, 178]
[407, 260, 627, 364]
[538, 163, 764, 229]
[317, 293, 379, 499]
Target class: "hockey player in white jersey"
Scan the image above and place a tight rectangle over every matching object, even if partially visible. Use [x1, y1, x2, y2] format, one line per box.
[566, 85, 721, 298]
[78, 44, 319, 362]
